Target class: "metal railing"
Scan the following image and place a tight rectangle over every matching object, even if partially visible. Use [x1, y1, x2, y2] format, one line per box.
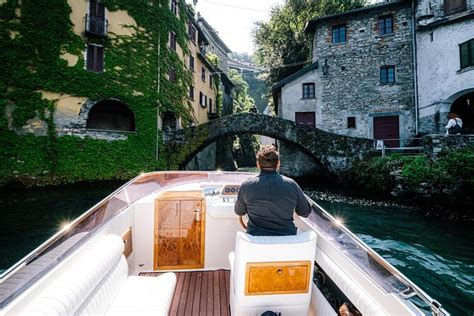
[374, 137, 425, 157]
[85, 14, 108, 37]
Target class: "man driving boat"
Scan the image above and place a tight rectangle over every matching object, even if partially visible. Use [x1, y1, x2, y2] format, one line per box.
[234, 145, 311, 236]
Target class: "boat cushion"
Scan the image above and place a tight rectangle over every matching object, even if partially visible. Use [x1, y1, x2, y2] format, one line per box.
[229, 230, 317, 316]
[105, 273, 176, 316]
[10, 234, 176, 316]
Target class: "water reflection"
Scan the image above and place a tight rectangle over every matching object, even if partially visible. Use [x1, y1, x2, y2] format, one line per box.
[310, 194, 474, 316]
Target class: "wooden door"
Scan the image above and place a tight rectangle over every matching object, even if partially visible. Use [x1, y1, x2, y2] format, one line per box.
[295, 112, 316, 127]
[156, 200, 180, 267]
[154, 191, 205, 270]
[373, 116, 399, 147]
[179, 200, 203, 266]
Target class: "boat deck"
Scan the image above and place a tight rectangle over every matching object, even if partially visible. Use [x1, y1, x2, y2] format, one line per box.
[140, 270, 230, 316]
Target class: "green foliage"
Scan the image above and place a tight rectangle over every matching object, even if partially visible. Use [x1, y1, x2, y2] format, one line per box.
[0, 0, 195, 186]
[242, 72, 268, 113]
[350, 146, 474, 201]
[228, 69, 255, 113]
[205, 52, 219, 69]
[253, 0, 366, 86]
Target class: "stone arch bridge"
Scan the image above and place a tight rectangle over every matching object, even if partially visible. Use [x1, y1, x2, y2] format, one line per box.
[164, 113, 375, 175]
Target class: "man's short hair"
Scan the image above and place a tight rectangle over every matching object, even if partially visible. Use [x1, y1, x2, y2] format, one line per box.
[256, 145, 279, 169]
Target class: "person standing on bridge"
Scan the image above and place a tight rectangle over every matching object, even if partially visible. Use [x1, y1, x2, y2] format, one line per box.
[234, 145, 312, 236]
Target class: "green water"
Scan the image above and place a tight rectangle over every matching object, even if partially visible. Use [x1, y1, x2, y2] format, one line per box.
[0, 183, 472, 315]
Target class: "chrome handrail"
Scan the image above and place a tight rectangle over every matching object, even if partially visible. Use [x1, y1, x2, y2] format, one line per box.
[305, 200, 450, 316]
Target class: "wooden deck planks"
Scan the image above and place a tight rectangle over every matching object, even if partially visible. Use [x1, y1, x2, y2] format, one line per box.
[140, 270, 230, 316]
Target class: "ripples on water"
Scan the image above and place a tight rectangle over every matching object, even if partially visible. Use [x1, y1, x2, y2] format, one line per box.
[306, 190, 474, 316]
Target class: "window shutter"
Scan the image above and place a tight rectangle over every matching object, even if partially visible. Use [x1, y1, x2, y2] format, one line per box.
[96, 46, 104, 72]
[87, 45, 95, 71]
[460, 42, 468, 69]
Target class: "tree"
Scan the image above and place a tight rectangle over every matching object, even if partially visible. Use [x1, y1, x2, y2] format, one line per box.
[253, 0, 365, 86]
[228, 69, 255, 113]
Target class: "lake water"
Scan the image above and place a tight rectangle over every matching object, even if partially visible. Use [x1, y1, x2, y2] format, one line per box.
[0, 182, 472, 315]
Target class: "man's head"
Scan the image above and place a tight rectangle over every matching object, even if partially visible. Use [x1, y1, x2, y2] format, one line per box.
[256, 145, 280, 171]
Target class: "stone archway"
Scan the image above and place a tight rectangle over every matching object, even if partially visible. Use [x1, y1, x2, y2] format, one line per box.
[450, 92, 474, 133]
[165, 113, 375, 176]
[86, 100, 135, 132]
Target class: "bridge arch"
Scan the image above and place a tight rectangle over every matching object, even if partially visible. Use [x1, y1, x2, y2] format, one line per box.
[165, 113, 375, 175]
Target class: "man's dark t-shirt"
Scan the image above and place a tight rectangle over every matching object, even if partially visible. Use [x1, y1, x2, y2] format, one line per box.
[234, 170, 311, 236]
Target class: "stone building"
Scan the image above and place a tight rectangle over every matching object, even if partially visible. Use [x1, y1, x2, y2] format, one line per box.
[272, 0, 415, 176]
[197, 15, 232, 75]
[415, 0, 474, 134]
[0, 0, 228, 184]
[274, 0, 416, 147]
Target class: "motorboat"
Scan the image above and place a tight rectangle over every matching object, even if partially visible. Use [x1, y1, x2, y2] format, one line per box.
[0, 171, 449, 315]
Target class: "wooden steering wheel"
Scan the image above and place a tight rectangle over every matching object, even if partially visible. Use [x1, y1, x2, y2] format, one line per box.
[239, 216, 248, 230]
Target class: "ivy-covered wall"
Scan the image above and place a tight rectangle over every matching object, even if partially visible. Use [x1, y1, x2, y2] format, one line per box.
[0, 0, 195, 186]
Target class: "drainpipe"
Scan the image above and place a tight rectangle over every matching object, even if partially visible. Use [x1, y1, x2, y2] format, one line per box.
[412, 0, 420, 136]
[156, 3, 161, 162]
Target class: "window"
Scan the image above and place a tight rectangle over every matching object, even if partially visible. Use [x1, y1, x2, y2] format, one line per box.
[169, 32, 176, 51]
[189, 55, 195, 71]
[378, 15, 393, 35]
[199, 92, 207, 107]
[460, 39, 474, 69]
[302, 83, 315, 99]
[171, 0, 178, 16]
[209, 74, 213, 87]
[189, 86, 194, 100]
[209, 98, 213, 113]
[86, 100, 135, 131]
[295, 112, 315, 127]
[332, 24, 346, 44]
[86, 44, 104, 72]
[444, 0, 466, 15]
[347, 117, 356, 128]
[87, 0, 106, 36]
[188, 21, 197, 43]
[168, 68, 176, 82]
[201, 67, 206, 81]
[380, 66, 395, 84]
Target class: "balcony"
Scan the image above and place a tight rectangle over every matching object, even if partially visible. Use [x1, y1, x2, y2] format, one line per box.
[85, 14, 108, 38]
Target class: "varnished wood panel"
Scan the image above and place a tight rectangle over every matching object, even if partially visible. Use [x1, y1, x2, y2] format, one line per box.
[154, 191, 206, 270]
[245, 261, 311, 295]
[155, 200, 180, 267]
[179, 200, 202, 266]
[121, 227, 133, 258]
[142, 270, 230, 316]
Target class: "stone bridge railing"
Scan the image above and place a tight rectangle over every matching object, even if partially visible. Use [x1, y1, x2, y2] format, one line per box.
[164, 113, 376, 175]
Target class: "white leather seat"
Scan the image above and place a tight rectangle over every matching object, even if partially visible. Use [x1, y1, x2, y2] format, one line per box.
[9, 234, 176, 316]
[229, 231, 317, 316]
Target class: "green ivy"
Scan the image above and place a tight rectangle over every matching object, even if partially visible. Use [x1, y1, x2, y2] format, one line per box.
[0, 0, 196, 186]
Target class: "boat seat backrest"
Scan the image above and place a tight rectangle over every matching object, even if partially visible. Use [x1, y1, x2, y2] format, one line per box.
[229, 230, 317, 316]
[10, 234, 128, 316]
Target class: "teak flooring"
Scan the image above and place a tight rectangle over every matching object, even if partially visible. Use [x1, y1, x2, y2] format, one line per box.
[140, 270, 230, 316]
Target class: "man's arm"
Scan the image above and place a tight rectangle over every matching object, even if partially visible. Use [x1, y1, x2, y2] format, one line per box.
[295, 184, 311, 217]
[234, 184, 247, 215]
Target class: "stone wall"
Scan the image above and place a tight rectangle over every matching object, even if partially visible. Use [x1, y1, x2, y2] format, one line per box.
[422, 134, 474, 158]
[311, 2, 415, 140]
[185, 142, 217, 170]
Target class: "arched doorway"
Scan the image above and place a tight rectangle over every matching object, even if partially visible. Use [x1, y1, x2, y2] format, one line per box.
[162, 111, 178, 132]
[86, 100, 135, 131]
[450, 92, 474, 133]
